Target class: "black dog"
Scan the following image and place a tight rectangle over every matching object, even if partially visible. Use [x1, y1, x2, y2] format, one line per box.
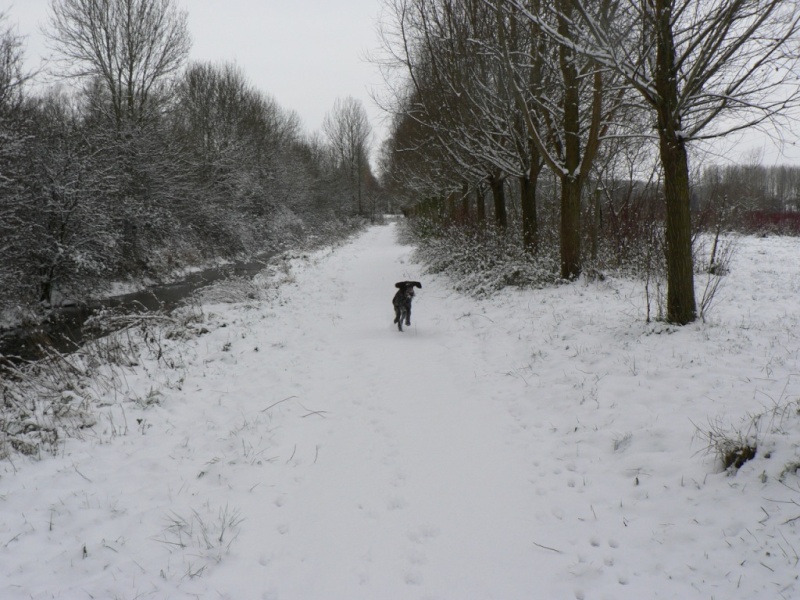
[392, 281, 422, 332]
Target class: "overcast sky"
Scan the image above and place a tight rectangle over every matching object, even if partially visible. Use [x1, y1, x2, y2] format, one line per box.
[2, 0, 390, 147]
[2, 0, 799, 166]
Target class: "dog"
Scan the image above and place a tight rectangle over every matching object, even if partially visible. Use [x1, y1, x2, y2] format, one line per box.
[392, 281, 422, 332]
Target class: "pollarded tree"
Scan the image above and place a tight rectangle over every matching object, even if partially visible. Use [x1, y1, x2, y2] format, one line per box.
[46, 0, 191, 127]
[493, 0, 623, 280]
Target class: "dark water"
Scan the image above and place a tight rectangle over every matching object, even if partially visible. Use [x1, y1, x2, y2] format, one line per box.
[0, 255, 272, 362]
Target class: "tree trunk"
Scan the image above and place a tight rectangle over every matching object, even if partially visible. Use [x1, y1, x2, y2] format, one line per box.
[560, 175, 581, 279]
[590, 187, 601, 261]
[461, 182, 470, 223]
[447, 190, 457, 220]
[476, 187, 486, 223]
[654, 0, 697, 324]
[356, 153, 363, 215]
[520, 171, 538, 253]
[559, 1, 582, 279]
[489, 173, 507, 229]
[659, 133, 697, 324]
[39, 267, 54, 305]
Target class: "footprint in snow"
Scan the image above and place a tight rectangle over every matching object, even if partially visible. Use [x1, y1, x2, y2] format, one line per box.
[407, 525, 441, 544]
[387, 495, 408, 510]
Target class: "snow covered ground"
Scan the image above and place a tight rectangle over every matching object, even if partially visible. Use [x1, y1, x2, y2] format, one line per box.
[2, 222, 800, 600]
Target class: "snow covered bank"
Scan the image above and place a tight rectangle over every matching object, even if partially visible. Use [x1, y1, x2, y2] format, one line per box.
[1, 224, 799, 599]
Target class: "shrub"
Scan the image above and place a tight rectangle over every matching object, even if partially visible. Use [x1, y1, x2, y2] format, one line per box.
[404, 218, 561, 297]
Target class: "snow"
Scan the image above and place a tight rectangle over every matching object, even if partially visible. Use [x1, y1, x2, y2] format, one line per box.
[2, 223, 800, 600]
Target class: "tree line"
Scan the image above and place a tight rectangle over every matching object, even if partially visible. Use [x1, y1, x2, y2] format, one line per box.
[375, 0, 800, 325]
[0, 0, 378, 324]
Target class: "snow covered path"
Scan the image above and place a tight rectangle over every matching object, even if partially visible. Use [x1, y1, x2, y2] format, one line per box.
[3, 223, 800, 600]
[200, 223, 547, 598]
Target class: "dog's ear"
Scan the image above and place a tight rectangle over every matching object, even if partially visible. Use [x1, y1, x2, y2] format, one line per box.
[395, 281, 405, 289]
[412, 281, 422, 289]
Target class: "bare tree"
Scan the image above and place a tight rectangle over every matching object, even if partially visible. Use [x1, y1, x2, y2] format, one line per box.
[45, 0, 191, 126]
[506, 0, 800, 323]
[27, 91, 121, 304]
[377, 0, 541, 235]
[412, 0, 512, 229]
[173, 62, 299, 188]
[323, 96, 372, 215]
[493, 0, 621, 279]
[380, 0, 624, 272]
[378, 102, 462, 213]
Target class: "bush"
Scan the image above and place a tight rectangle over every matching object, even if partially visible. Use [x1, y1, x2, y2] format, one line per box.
[404, 217, 561, 297]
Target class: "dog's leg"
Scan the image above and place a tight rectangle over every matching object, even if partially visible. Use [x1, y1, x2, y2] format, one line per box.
[398, 310, 404, 331]
[405, 304, 411, 326]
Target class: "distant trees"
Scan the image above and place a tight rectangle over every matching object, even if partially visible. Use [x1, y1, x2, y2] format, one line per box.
[697, 162, 800, 224]
[323, 96, 372, 215]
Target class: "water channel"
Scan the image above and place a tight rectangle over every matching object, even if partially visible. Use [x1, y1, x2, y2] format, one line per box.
[0, 254, 273, 363]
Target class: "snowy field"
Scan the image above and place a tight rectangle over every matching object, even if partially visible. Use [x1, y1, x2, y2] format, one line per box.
[2, 222, 800, 600]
